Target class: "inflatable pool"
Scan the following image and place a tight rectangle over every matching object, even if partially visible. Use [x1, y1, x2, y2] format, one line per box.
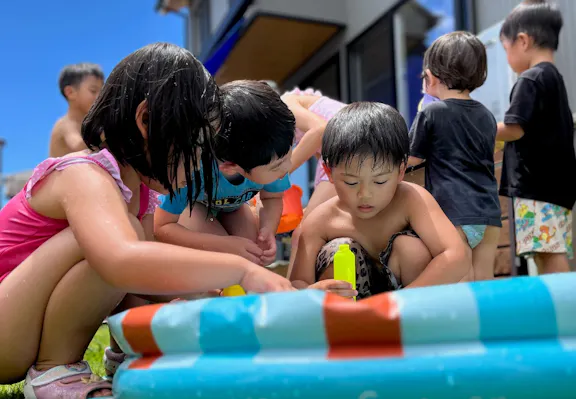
[108, 274, 576, 399]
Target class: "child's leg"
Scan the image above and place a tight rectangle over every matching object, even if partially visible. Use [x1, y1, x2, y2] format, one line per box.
[178, 202, 228, 236]
[469, 226, 500, 281]
[0, 216, 142, 391]
[513, 198, 573, 275]
[534, 253, 571, 274]
[219, 203, 259, 241]
[386, 233, 433, 287]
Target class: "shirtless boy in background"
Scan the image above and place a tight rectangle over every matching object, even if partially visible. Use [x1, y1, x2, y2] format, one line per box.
[49, 63, 104, 157]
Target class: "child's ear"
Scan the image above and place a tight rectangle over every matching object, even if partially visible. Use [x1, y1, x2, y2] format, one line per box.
[64, 85, 76, 101]
[135, 100, 149, 139]
[424, 69, 439, 88]
[516, 32, 531, 51]
[397, 163, 407, 182]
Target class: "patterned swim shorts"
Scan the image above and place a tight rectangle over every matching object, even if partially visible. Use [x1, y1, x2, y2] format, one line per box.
[315, 231, 418, 299]
[514, 198, 573, 259]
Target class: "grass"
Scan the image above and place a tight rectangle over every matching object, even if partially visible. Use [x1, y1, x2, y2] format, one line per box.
[0, 325, 110, 399]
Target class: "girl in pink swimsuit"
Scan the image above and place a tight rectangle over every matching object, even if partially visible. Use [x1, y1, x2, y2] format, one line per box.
[281, 88, 346, 275]
[0, 43, 293, 399]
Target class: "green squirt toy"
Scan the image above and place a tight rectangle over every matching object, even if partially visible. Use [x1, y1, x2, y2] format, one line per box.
[333, 244, 357, 301]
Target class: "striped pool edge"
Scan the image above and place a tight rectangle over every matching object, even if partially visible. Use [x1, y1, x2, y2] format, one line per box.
[107, 273, 576, 366]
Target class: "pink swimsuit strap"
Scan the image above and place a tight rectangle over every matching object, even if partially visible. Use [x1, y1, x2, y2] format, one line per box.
[26, 149, 133, 202]
[283, 87, 347, 150]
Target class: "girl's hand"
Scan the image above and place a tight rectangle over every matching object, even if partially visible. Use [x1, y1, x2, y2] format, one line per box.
[309, 280, 357, 299]
[240, 265, 296, 293]
[228, 236, 264, 265]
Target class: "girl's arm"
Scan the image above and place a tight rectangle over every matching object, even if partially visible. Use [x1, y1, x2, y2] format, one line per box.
[57, 164, 291, 295]
[404, 184, 471, 288]
[284, 98, 329, 173]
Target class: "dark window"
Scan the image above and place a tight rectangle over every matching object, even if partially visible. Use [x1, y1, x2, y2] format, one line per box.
[348, 15, 396, 106]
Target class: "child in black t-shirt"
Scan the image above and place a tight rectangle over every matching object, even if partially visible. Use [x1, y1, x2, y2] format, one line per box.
[408, 31, 501, 281]
[497, 1, 576, 274]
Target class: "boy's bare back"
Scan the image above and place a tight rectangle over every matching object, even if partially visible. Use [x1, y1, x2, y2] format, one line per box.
[49, 116, 87, 158]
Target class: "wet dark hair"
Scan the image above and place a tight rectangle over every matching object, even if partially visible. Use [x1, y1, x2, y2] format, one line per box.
[423, 31, 487, 92]
[82, 42, 220, 211]
[500, 0, 562, 51]
[322, 102, 409, 170]
[59, 63, 105, 99]
[215, 80, 295, 172]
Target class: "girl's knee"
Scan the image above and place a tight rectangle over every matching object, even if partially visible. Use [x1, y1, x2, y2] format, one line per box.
[128, 214, 146, 241]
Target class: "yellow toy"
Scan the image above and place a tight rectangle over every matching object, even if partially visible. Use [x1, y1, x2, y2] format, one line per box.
[334, 244, 356, 301]
[222, 285, 246, 296]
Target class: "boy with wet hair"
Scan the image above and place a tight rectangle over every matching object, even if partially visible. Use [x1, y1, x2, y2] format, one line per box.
[290, 102, 470, 298]
[497, 0, 576, 274]
[155, 80, 295, 267]
[49, 63, 105, 157]
[408, 31, 501, 281]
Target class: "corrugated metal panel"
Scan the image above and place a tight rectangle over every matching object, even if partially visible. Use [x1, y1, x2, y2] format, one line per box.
[475, 0, 576, 108]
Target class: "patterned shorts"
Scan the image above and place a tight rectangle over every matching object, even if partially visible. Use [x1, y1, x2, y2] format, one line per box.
[514, 198, 573, 259]
[315, 231, 418, 299]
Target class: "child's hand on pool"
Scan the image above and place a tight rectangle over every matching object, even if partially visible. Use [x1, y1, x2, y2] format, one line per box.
[240, 264, 296, 293]
[257, 227, 277, 265]
[309, 280, 357, 299]
[229, 236, 264, 265]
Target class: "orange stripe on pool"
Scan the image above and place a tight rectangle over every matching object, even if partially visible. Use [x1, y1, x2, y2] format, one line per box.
[324, 292, 403, 359]
[121, 303, 164, 357]
[127, 355, 161, 370]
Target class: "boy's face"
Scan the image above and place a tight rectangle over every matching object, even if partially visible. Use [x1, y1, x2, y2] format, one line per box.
[501, 35, 531, 74]
[221, 149, 293, 185]
[328, 156, 405, 220]
[67, 75, 104, 114]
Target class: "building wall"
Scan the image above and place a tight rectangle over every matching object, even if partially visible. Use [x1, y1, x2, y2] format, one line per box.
[282, 0, 400, 100]
[343, 0, 399, 41]
[250, 0, 347, 24]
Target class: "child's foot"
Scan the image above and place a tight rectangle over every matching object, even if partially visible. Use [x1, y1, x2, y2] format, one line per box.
[23, 361, 113, 398]
[103, 347, 126, 380]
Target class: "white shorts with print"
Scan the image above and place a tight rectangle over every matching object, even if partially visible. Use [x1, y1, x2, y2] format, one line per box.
[514, 198, 573, 259]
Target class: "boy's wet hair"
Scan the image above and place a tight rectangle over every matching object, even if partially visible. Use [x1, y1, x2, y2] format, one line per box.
[82, 42, 220, 211]
[215, 80, 295, 172]
[322, 102, 409, 170]
[423, 31, 487, 92]
[500, 0, 562, 51]
[59, 63, 105, 99]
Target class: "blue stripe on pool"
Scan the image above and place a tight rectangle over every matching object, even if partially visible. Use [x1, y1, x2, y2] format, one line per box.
[113, 341, 576, 399]
[151, 300, 205, 354]
[254, 290, 327, 351]
[395, 284, 480, 345]
[470, 276, 558, 342]
[198, 294, 261, 354]
[540, 273, 576, 337]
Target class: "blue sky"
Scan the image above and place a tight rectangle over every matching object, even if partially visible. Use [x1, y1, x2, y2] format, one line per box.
[0, 0, 185, 175]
